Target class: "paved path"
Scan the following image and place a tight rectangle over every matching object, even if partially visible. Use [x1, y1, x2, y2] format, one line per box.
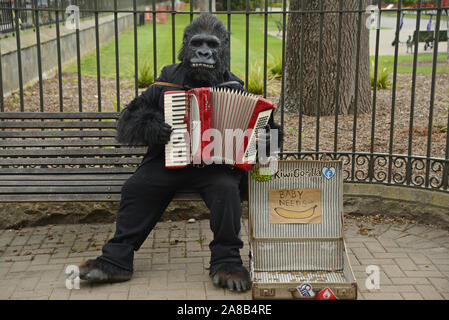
[0, 216, 448, 300]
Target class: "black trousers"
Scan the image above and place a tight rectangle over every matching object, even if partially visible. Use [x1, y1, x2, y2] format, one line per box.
[98, 155, 244, 272]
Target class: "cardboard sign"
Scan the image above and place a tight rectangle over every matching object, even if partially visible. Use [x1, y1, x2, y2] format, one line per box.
[269, 188, 322, 224]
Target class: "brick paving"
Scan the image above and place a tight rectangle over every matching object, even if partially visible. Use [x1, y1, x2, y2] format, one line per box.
[0, 216, 448, 300]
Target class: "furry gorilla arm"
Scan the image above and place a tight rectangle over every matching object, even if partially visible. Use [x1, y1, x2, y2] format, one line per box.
[116, 85, 172, 147]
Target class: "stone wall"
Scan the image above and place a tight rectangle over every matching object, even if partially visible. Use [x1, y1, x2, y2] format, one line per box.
[1, 183, 448, 230]
[1, 13, 133, 96]
[343, 183, 449, 229]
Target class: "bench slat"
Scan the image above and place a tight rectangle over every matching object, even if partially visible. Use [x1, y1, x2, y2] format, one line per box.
[0, 194, 122, 202]
[1, 139, 125, 147]
[0, 168, 137, 174]
[0, 121, 117, 129]
[0, 112, 120, 119]
[0, 180, 126, 186]
[0, 130, 117, 138]
[0, 174, 133, 181]
[0, 157, 142, 166]
[0, 186, 123, 194]
[0, 148, 147, 157]
[0, 191, 201, 202]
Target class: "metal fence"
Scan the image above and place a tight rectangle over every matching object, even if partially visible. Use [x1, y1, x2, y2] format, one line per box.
[1, 0, 449, 193]
[0, 0, 155, 34]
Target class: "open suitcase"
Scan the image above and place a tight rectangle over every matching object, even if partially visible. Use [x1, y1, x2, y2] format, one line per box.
[248, 160, 357, 300]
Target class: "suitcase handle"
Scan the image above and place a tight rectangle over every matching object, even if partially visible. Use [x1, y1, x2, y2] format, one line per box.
[288, 288, 316, 300]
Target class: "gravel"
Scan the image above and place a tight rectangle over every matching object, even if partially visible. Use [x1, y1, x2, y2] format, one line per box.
[3, 71, 449, 159]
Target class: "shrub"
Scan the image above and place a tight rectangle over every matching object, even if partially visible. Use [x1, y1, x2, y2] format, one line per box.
[268, 54, 282, 79]
[137, 60, 154, 88]
[370, 62, 391, 90]
[247, 63, 276, 95]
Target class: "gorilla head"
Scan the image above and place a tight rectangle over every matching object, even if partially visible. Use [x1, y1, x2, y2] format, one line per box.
[178, 13, 230, 87]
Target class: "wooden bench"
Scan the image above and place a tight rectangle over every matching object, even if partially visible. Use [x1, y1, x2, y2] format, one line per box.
[0, 112, 200, 203]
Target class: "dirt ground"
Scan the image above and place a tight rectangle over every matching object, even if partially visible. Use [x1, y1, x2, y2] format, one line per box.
[2, 72, 449, 160]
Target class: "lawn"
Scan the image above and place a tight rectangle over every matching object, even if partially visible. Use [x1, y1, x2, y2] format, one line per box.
[371, 53, 449, 74]
[65, 11, 448, 84]
[64, 13, 284, 81]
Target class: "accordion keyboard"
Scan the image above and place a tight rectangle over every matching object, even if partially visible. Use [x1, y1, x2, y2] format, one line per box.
[164, 92, 189, 168]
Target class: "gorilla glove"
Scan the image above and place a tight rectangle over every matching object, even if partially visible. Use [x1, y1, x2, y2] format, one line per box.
[78, 258, 132, 283]
[209, 263, 251, 292]
[157, 122, 174, 145]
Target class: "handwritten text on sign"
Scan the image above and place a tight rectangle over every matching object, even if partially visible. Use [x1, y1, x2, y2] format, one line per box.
[269, 188, 322, 224]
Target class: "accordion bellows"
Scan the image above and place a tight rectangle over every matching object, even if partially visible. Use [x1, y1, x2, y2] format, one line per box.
[164, 87, 274, 170]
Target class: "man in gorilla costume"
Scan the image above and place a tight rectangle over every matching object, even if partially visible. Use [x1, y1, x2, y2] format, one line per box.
[78, 13, 282, 292]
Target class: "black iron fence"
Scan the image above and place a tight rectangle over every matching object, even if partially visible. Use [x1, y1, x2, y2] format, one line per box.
[0, 0, 155, 34]
[1, 0, 449, 193]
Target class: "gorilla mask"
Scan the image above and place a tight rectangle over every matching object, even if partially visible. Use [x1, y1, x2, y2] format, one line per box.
[178, 13, 230, 87]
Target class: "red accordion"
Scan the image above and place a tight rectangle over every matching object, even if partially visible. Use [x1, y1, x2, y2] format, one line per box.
[164, 87, 274, 170]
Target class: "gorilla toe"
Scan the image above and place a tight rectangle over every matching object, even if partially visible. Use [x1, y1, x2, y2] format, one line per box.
[209, 263, 251, 292]
[78, 258, 132, 283]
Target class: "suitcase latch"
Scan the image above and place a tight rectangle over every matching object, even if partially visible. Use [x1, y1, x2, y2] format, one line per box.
[260, 288, 275, 297]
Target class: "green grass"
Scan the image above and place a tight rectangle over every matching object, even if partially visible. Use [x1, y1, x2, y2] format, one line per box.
[370, 53, 449, 74]
[64, 13, 283, 80]
[65, 11, 448, 83]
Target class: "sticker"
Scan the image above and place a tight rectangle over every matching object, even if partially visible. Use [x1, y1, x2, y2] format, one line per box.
[316, 288, 338, 300]
[297, 283, 315, 298]
[322, 167, 336, 179]
[252, 168, 273, 181]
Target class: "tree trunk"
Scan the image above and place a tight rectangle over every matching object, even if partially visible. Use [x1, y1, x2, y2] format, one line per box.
[285, 0, 372, 116]
[199, 0, 216, 12]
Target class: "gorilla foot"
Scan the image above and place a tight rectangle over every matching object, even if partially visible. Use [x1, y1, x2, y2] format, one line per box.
[209, 263, 251, 292]
[78, 258, 132, 283]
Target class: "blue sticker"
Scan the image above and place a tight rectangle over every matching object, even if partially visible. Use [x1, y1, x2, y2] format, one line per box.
[322, 167, 335, 179]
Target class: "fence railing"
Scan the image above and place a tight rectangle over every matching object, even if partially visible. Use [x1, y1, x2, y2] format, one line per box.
[0, 0, 155, 34]
[1, 0, 449, 194]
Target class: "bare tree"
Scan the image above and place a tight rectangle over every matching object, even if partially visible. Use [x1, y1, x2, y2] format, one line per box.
[284, 0, 372, 116]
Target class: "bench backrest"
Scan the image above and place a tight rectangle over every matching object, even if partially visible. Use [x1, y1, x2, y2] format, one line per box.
[0, 112, 147, 202]
[413, 30, 448, 42]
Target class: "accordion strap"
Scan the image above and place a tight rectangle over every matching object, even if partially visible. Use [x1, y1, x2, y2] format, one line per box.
[153, 80, 241, 90]
[216, 81, 241, 87]
[154, 81, 184, 89]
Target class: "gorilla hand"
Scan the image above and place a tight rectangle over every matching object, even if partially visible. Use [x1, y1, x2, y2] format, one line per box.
[209, 263, 251, 292]
[257, 125, 272, 147]
[256, 124, 279, 159]
[157, 122, 173, 145]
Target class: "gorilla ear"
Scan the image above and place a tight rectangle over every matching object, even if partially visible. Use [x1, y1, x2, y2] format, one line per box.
[183, 33, 189, 44]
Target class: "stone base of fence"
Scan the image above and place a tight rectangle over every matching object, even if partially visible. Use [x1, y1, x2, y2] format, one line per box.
[344, 183, 449, 230]
[1, 183, 448, 230]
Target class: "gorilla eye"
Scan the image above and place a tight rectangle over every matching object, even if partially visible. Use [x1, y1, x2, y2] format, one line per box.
[207, 41, 219, 49]
[191, 39, 202, 47]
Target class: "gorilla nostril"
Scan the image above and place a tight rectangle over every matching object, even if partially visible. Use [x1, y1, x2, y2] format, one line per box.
[198, 50, 211, 58]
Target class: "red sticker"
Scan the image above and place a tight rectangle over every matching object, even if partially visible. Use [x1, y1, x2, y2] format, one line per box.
[316, 288, 338, 300]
